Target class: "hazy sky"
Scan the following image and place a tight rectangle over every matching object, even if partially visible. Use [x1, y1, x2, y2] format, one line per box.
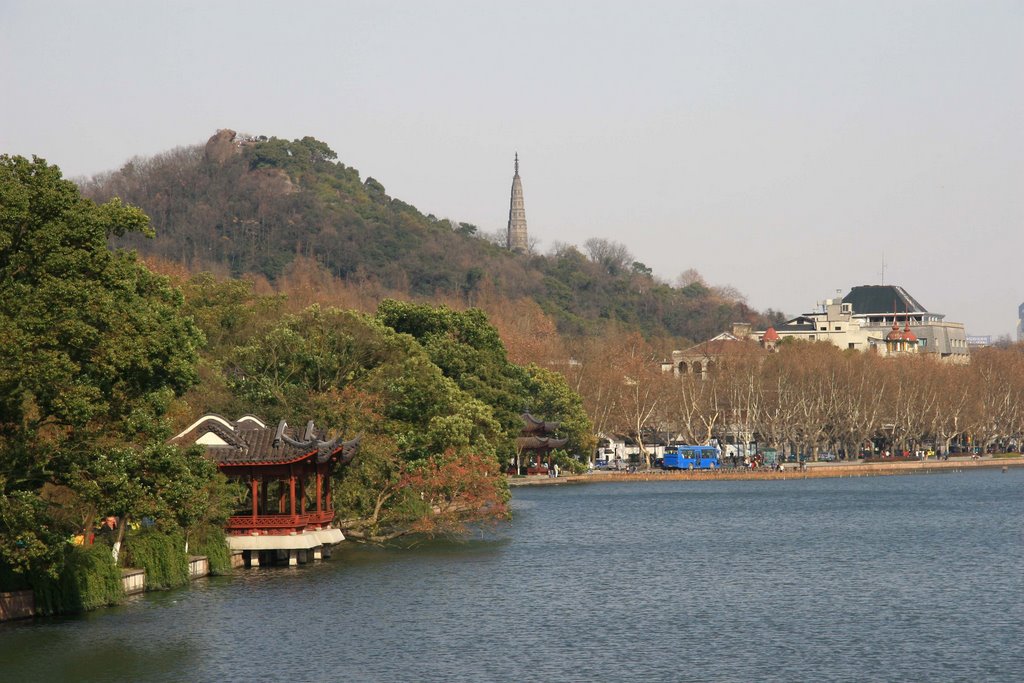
[3, 1, 1022, 336]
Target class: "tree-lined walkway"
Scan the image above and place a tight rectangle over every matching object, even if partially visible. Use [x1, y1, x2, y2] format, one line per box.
[507, 456, 1024, 486]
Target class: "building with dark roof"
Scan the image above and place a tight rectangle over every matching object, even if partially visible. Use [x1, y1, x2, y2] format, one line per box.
[841, 285, 926, 316]
[764, 285, 969, 361]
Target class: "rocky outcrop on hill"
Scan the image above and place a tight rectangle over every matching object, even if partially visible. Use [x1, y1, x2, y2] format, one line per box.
[205, 129, 239, 165]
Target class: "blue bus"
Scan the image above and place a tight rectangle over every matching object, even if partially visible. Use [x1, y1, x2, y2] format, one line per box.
[662, 445, 720, 470]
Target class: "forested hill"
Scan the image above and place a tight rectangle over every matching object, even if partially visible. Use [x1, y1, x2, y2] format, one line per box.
[81, 130, 780, 341]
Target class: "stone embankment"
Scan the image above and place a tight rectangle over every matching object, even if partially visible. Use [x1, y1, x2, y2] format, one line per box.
[508, 456, 1024, 486]
[0, 555, 213, 622]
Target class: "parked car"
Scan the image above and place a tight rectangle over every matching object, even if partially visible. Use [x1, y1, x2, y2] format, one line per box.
[818, 452, 837, 462]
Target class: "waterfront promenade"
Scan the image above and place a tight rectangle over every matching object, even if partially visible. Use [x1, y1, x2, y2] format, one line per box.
[508, 455, 1024, 486]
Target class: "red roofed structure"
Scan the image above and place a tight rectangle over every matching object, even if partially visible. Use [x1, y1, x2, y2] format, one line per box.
[171, 414, 359, 566]
[513, 412, 568, 475]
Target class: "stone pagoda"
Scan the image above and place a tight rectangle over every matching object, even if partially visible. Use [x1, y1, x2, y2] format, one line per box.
[506, 153, 528, 253]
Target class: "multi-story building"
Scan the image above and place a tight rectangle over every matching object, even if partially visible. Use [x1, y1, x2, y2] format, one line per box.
[767, 285, 969, 361]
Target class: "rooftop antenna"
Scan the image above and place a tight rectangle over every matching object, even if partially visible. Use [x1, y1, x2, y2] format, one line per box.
[880, 252, 886, 284]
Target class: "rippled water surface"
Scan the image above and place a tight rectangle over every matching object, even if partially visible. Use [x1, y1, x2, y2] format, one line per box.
[2, 469, 1022, 682]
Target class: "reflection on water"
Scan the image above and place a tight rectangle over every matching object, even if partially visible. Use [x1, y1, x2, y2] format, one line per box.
[2, 469, 1021, 682]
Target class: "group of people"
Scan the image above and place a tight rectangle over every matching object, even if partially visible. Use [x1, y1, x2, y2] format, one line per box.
[72, 515, 120, 546]
[729, 454, 767, 469]
[727, 453, 800, 472]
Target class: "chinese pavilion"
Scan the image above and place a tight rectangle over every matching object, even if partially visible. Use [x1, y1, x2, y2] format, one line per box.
[514, 412, 568, 475]
[171, 414, 359, 567]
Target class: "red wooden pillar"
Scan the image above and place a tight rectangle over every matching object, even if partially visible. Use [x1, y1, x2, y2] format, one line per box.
[315, 469, 322, 513]
[289, 473, 296, 517]
[251, 476, 259, 519]
[298, 470, 306, 515]
[325, 474, 332, 511]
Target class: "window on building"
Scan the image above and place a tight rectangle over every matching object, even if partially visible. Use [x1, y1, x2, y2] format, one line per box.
[848, 343, 855, 349]
[819, 326, 826, 331]
[809, 335, 816, 340]
[835, 326, 841, 331]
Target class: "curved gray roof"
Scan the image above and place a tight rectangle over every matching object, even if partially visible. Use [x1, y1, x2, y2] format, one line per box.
[521, 412, 560, 435]
[171, 415, 359, 466]
[516, 436, 569, 451]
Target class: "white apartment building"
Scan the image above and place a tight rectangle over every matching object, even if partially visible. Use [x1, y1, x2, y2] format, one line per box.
[766, 285, 969, 362]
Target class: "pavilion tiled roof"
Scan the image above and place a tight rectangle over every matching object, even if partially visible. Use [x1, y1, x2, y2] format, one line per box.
[516, 435, 569, 450]
[516, 412, 567, 451]
[171, 415, 359, 466]
[521, 412, 560, 435]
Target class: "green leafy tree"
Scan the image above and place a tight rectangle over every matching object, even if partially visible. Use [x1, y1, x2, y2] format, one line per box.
[0, 155, 209, 579]
[226, 305, 503, 459]
[524, 365, 595, 456]
[376, 300, 593, 460]
[223, 304, 508, 540]
[375, 300, 532, 446]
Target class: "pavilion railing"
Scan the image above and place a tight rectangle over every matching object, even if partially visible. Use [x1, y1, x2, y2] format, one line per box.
[227, 510, 335, 534]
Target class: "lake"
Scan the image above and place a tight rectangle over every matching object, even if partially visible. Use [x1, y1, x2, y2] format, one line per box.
[2, 468, 1021, 682]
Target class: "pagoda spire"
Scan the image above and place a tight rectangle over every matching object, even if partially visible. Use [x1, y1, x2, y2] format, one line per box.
[507, 152, 528, 253]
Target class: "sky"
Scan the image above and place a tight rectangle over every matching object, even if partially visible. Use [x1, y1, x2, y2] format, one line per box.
[2, 1, 1022, 337]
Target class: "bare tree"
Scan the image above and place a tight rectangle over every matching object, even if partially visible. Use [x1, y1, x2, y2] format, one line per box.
[583, 238, 633, 276]
[675, 268, 706, 288]
[610, 333, 664, 468]
[564, 337, 622, 460]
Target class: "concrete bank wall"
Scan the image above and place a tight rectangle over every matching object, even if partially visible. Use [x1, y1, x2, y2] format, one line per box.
[188, 555, 209, 580]
[0, 590, 35, 621]
[1, 555, 211, 622]
[122, 568, 146, 595]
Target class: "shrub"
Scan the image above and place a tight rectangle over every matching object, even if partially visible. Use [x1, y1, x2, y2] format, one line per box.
[190, 525, 232, 575]
[30, 544, 123, 616]
[122, 529, 189, 591]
